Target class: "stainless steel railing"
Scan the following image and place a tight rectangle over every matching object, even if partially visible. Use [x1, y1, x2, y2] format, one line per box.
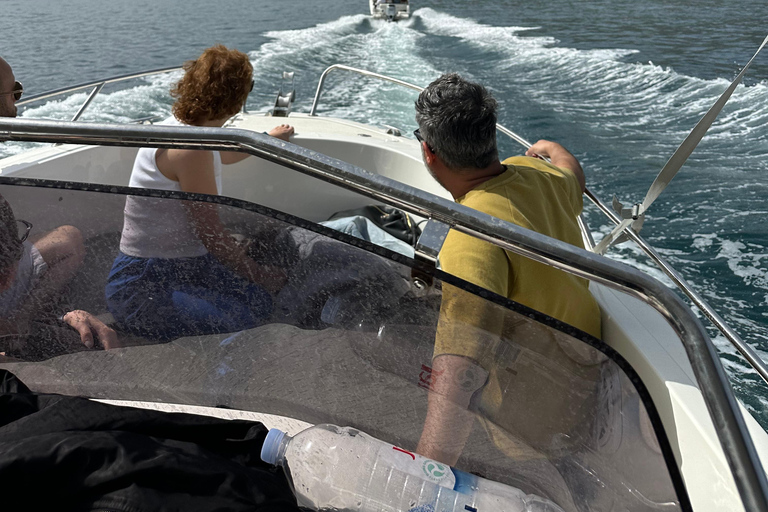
[310, 64, 424, 116]
[309, 63, 768, 387]
[15, 62, 768, 387]
[16, 66, 182, 122]
[0, 117, 765, 511]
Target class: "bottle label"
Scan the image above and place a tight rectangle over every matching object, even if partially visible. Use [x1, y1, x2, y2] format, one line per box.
[377, 442, 457, 489]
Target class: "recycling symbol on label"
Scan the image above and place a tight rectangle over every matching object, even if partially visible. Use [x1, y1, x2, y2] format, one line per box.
[422, 460, 448, 481]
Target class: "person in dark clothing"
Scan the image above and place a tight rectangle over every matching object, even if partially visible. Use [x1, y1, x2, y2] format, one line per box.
[0, 193, 118, 354]
[0, 369, 301, 512]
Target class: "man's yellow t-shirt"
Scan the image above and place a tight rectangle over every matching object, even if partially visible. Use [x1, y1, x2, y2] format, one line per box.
[438, 156, 601, 339]
[434, 156, 603, 454]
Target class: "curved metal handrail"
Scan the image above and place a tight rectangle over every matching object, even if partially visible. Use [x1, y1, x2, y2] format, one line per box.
[310, 64, 424, 116]
[17, 61, 767, 386]
[0, 117, 765, 510]
[16, 66, 182, 122]
[308, 63, 768, 387]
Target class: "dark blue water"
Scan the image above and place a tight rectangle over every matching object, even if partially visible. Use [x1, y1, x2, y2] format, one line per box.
[3, 0, 768, 425]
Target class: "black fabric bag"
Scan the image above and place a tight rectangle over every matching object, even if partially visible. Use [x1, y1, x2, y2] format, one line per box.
[0, 370, 300, 512]
[329, 205, 422, 246]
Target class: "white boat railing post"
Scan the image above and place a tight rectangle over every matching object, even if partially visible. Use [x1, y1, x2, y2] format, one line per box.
[70, 82, 105, 122]
[16, 66, 182, 122]
[310, 64, 423, 116]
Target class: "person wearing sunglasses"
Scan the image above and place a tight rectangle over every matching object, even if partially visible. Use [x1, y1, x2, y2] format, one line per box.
[0, 57, 22, 118]
[0, 194, 118, 355]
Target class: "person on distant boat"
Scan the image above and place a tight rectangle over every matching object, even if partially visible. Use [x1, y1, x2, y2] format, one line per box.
[105, 45, 294, 341]
[412, 74, 602, 468]
[0, 58, 118, 354]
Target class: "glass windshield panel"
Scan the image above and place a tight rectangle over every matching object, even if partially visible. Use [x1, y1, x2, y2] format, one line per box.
[0, 181, 685, 512]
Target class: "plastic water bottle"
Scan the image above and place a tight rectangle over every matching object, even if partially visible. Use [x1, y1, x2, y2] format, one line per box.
[260, 423, 565, 512]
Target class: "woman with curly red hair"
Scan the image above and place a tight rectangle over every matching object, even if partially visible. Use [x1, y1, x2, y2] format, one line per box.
[106, 45, 293, 341]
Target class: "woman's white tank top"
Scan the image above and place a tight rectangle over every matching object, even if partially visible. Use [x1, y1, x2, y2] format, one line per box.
[119, 118, 223, 258]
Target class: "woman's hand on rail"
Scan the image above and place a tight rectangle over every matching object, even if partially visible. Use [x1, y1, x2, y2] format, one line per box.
[268, 124, 294, 142]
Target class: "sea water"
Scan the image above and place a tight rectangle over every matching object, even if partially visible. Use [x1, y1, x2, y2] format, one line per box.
[2, 0, 768, 425]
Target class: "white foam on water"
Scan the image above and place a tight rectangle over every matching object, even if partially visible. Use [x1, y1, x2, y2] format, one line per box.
[692, 233, 717, 251]
[717, 239, 768, 289]
[250, 11, 440, 130]
[413, 8, 560, 51]
[261, 14, 373, 56]
[409, 8, 768, 151]
[7, 7, 768, 156]
[719, 346, 756, 375]
[241, 4, 768, 164]
[591, 216, 768, 373]
[1, 71, 181, 159]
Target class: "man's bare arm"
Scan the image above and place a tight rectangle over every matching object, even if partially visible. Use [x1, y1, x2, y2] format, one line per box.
[526, 139, 586, 192]
[416, 354, 488, 465]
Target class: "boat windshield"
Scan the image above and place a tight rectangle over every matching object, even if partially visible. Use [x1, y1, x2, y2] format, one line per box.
[0, 179, 689, 511]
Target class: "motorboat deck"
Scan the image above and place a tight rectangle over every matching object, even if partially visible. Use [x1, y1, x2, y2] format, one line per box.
[0, 64, 767, 511]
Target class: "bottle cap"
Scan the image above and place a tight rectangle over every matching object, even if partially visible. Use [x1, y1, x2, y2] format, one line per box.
[261, 428, 287, 465]
[453, 468, 478, 495]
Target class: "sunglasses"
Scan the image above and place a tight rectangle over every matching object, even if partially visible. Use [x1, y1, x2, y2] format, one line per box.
[17, 219, 32, 243]
[0, 81, 23, 102]
[413, 129, 433, 153]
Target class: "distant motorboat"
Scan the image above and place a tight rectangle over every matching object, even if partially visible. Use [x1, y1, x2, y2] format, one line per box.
[369, 0, 409, 22]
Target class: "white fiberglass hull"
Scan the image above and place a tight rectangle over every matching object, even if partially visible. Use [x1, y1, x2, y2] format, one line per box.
[369, 0, 410, 21]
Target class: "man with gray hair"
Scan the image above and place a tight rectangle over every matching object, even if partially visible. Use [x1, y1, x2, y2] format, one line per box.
[413, 74, 601, 469]
[0, 56, 116, 353]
